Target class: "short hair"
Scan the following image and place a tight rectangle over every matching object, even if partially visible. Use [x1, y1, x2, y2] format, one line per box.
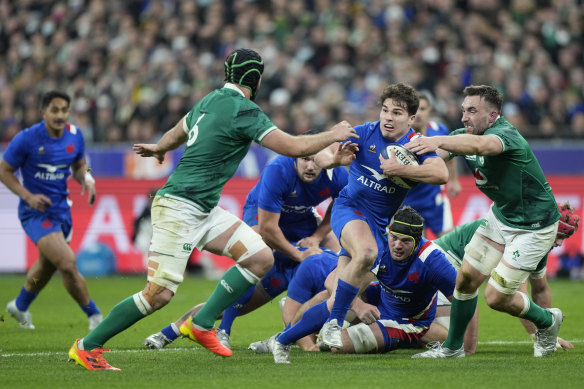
[462, 85, 503, 114]
[379, 83, 419, 116]
[40, 90, 71, 109]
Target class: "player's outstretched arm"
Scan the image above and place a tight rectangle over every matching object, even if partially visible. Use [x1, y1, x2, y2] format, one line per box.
[0, 160, 52, 212]
[261, 121, 357, 158]
[133, 119, 187, 163]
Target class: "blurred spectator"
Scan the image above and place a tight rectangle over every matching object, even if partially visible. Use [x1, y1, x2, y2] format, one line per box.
[0, 0, 583, 142]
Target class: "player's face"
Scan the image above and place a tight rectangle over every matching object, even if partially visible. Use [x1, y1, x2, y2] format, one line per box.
[41, 97, 70, 133]
[295, 156, 322, 183]
[388, 232, 415, 262]
[461, 96, 497, 135]
[379, 98, 415, 141]
[412, 99, 430, 132]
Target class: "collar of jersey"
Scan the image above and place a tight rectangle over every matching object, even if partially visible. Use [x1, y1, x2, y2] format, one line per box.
[223, 83, 245, 96]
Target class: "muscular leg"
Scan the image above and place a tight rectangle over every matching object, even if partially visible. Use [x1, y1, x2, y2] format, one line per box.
[36, 231, 90, 306]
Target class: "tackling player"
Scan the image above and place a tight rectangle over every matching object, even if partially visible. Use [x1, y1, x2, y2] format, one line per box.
[408, 84, 564, 358]
[0, 91, 102, 331]
[68, 48, 357, 371]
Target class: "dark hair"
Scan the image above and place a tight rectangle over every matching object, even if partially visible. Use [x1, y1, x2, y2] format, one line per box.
[379, 83, 419, 115]
[40, 90, 71, 109]
[417, 92, 430, 105]
[224, 48, 264, 101]
[462, 85, 503, 113]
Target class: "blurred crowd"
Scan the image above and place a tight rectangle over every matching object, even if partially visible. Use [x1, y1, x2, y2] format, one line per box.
[1, 0, 583, 144]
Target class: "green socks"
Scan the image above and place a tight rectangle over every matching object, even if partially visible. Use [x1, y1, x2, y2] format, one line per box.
[82, 294, 150, 350]
[520, 297, 553, 329]
[193, 265, 257, 330]
[443, 295, 477, 350]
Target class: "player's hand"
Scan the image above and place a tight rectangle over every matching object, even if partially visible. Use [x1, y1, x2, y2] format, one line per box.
[81, 177, 97, 206]
[299, 246, 323, 261]
[133, 144, 166, 164]
[379, 150, 401, 177]
[332, 141, 359, 166]
[25, 193, 52, 212]
[352, 302, 380, 325]
[297, 235, 321, 249]
[330, 121, 358, 142]
[557, 337, 574, 350]
[405, 137, 440, 154]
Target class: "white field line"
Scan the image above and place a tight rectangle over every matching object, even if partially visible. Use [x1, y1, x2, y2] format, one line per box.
[2, 341, 584, 358]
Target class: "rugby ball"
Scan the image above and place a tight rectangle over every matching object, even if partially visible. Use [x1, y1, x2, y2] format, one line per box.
[380, 144, 420, 189]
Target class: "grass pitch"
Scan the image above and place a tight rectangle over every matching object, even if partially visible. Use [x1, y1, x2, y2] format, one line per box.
[1, 274, 583, 388]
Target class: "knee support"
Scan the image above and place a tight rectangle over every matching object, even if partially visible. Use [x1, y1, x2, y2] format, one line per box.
[222, 223, 268, 263]
[464, 235, 502, 276]
[346, 323, 378, 353]
[488, 262, 530, 295]
[147, 254, 186, 293]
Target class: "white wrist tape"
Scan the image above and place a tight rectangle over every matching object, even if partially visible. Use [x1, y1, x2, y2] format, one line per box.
[84, 172, 95, 184]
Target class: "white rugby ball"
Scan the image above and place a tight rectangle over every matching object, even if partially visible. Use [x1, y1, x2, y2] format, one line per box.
[380, 144, 420, 189]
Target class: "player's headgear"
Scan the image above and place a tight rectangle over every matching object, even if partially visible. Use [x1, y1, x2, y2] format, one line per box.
[557, 202, 579, 238]
[224, 49, 264, 101]
[388, 206, 424, 257]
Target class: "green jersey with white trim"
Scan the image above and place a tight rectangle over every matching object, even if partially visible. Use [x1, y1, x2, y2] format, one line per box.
[450, 117, 559, 229]
[158, 85, 277, 212]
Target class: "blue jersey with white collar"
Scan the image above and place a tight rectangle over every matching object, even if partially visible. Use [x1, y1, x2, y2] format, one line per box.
[376, 237, 456, 327]
[403, 121, 450, 210]
[244, 155, 348, 241]
[338, 121, 438, 229]
[2, 120, 85, 220]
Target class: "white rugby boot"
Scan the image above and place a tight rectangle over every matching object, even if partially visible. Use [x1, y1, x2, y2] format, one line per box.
[269, 334, 290, 364]
[216, 329, 231, 349]
[411, 341, 465, 358]
[6, 299, 35, 329]
[144, 332, 174, 349]
[320, 319, 343, 349]
[534, 308, 564, 357]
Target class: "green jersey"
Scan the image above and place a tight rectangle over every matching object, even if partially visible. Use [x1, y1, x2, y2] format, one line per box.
[158, 85, 277, 212]
[450, 117, 559, 229]
[435, 218, 548, 272]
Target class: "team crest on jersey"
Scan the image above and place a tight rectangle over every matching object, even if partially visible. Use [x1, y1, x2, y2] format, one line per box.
[66, 143, 75, 154]
[378, 264, 386, 273]
[367, 144, 377, 153]
[290, 190, 298, 197]
[37, 146, 45, 154]
[474, 169, 487, 185]
[408, 271, 420, 283]
[319, 187, 330, 197]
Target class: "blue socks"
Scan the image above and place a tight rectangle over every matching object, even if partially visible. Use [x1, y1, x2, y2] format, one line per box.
[328, 279, 359, 326]
[277, 301, 329, 346]
[80, 299, 100, 317]
[15, 286, 38, 311]
[161, 323, 180, 341]
[218, 286, 255, 334]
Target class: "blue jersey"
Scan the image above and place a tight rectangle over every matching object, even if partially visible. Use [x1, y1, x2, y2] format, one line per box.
[286, 249, 338, 304]
[337, 122, 438, 230]
[402, 121, 449, 210]
[244, 155, 348, 241]
[376, 237, 456, 327]
[2, 121, 85, 220]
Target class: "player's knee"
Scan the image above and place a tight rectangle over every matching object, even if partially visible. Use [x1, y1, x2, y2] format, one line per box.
[57, 259, 80, 278]
[354, 247, 377, 269]
[142, 283, 174, 311]
[346, 323, 379, 354]
[240, 247, 273, 278]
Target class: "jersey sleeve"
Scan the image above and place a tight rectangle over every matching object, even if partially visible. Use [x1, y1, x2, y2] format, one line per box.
[235, 104, 277, 144]
[425, 250, 457, 297]
[486, 125, 523, 153]
[257, 161, 292, 214]
[2, 130, 28, 169]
